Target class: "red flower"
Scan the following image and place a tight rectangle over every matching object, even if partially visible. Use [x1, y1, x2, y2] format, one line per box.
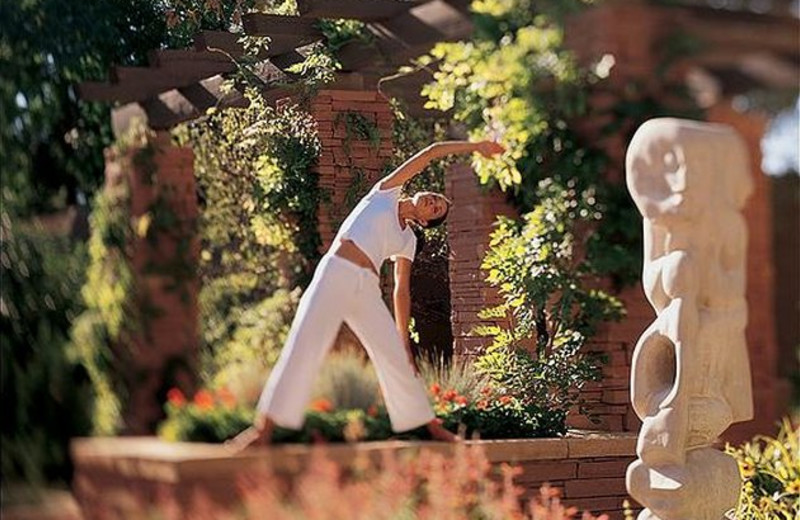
[193, 389, 214, 410]
[167, 388, 186, 407]
[477, 399, 489, 410]
[480, 386, 492, 396]
[455, 395, 468, 406]
[429, 383, 441, 396]
[217, 386, 236, 409]
[309, 398, 334, 413]
[442, 389, 457, 402]
[499, 395, 513, 406]
[367, 405, 378, 417]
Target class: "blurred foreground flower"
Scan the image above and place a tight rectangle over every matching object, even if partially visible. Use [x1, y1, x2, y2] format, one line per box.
[185, 443, 611, 519]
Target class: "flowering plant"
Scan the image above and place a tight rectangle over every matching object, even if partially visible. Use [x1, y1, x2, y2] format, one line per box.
[158, 386, 253, 443]
[429, 384, 564, 439]
[725, 418, 800, 519]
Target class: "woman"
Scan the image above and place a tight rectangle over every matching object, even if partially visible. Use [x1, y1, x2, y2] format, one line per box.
[233, 139, 505, 447]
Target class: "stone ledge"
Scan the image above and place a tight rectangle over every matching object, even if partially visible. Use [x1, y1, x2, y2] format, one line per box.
[71, 432, 639, 520]
[71, 431, 637, 481]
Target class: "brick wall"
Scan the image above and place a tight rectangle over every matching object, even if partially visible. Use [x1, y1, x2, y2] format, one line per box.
[445, 162, 516, 356]
[104, 132, 199, 434]
[307, 89, 394, 252]
[71, 434, 640, 520]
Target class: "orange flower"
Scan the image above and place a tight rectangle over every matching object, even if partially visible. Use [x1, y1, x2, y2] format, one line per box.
[217, 387, 236, 409]
[442, 389, 457, 402]
[309, 398, 334, 413]
[455, 395, 468, 406]
[167, 388, 186, 407]
[193, 389, 214, 410]
[477, 399, 489, 410]
[499, 395, 513, 406]
[429, 383, 441, 396]
[480, 386, 492, 396]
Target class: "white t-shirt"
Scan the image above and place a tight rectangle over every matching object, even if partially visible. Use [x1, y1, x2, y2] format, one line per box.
[332, 182, 417, 271]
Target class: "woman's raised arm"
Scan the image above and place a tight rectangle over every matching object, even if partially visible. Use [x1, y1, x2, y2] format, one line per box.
[378, 140, 505, 190]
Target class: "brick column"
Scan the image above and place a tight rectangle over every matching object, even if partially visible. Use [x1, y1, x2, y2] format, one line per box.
[308, 90, 394, 252]
[446, 163, 517, 357]
[105, 132, 199, 434]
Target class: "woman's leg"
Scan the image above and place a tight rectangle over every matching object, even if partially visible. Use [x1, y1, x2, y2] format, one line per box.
[345, 283, 436, 433]
[255, 257, 353, 430]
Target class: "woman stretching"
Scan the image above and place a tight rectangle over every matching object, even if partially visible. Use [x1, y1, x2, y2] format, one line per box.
[233, 139, 505, 447]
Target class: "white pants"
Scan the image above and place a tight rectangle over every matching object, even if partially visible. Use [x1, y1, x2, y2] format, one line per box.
[256, 254, 435, 432]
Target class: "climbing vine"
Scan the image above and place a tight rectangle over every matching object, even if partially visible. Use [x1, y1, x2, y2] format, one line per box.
[70, 125, 199, 433]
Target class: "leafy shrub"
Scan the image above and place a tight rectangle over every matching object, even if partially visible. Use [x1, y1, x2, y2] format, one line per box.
[0, 218, 93, 485]
[204, 288, 300, 394]
[158, 387, 252, 443]
[310, 349, 382, 412]
[473, 188, 624, 430]
[726, 418, 800, 519]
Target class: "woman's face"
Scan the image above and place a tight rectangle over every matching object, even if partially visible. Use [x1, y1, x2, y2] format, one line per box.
[412, 192, 449, 225]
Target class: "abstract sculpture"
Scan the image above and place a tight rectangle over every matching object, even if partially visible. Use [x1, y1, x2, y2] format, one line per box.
[625, 119, 754, 519]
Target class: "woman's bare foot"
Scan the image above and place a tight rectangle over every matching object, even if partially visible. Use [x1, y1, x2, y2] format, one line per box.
[226, 415, 274, 452]
[426, 419, 461, 443]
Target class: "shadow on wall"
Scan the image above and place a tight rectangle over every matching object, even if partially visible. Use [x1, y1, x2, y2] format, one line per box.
[770, 173, 800, 409]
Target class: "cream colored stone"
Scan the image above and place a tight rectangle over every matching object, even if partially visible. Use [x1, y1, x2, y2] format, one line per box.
[624, 118, 754, 520]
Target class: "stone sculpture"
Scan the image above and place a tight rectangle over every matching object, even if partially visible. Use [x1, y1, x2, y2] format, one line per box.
[625, 118, 754, 519]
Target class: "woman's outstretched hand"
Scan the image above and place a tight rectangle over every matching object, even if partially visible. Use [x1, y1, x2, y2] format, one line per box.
[474, 140, 506, 158]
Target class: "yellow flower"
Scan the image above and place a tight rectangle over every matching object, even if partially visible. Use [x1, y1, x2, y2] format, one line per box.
[739, 460, 756, 479]
[758, 496, 774, 511]
[786, 479, 800, 494]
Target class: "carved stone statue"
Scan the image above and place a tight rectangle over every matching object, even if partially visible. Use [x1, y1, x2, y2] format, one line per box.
[625, 118, 754, 519]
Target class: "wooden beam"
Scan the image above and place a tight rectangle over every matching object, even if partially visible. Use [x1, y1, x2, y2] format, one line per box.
[194, 30, 320, 59]
[242, 13, 322, 38]
[334, 0, 472, 72]
[368, 0, 472, 62]
[676, 6, 800, 57]
[147, 49, 231, 66]
[296, 0, 421, 21]
[110, 76, 247, 136]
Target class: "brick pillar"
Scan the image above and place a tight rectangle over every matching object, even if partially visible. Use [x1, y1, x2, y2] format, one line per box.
[445, 163, 517, 357]
[309, 90, 394, 251]
[105, 132, 199, 434]
[707, 104, 783, 443]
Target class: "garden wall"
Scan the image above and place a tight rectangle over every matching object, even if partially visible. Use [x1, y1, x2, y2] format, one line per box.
[71, 433, 639, 520]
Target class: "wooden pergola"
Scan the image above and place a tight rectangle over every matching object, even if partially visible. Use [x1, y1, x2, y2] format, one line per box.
[78, 0, 799, 135]
[78, 0, 474, 136]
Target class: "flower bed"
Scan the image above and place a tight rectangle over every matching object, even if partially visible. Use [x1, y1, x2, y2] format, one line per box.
[71, 432, 639, 520]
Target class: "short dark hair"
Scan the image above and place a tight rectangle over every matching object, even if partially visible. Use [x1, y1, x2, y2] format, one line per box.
[422, 197, 452, 229]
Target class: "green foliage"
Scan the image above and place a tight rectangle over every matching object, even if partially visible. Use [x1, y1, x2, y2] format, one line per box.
[158, 387, 253, 443]
[70, 127, 199, 434]
[174, 91, 323, 398]
[69, 168, 133, 434]
[0, 218, 93, 485]
[0, 0, 171, 217]
[419, 357, 494, 405]
[175, 94, 322, 290]
[726, 418, 800, 519]
[311, 350, 382, 412]
[205, 288, 300, 392]
[473, 180, 624, 426]
[336, 111, 381, 153]
[316, 18, 373, 52]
